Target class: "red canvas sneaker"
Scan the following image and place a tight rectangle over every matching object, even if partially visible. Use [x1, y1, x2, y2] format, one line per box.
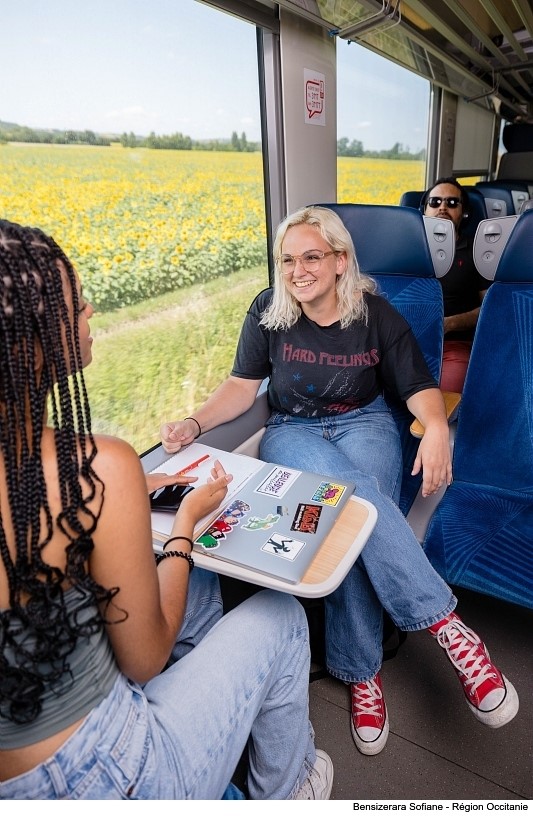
[430, 613, 519, 727]
[350, 673, 389, 755]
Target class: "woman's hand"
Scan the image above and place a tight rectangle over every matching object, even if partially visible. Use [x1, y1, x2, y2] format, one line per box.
[145, 471, 198, 495]
[407, 388, 452, 498]
[160, 418, 198, 453]
[177, 460, 233, 525]
[411, 423, 452, 497]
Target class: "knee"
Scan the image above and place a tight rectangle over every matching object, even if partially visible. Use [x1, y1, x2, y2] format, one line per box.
[349, 472, 382, 502]
[244, 590, 308, 631]
[260, 428, 286, 459]
[189, 567, 222, 603]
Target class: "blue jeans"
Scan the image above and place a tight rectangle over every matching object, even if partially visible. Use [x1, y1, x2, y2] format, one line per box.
[261, 396, 456, 683]
[0, 570, 315, 800]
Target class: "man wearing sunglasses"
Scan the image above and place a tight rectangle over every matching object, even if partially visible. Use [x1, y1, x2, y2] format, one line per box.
[422, 177, 490, 393]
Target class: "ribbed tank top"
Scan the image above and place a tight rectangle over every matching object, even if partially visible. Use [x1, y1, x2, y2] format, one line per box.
[0, 588, 120, 749]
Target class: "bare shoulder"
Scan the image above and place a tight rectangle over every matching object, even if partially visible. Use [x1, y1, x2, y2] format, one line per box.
[91, 434, 144, 480]
[88, 434, 152, 549]
[87, 434, 148, 518]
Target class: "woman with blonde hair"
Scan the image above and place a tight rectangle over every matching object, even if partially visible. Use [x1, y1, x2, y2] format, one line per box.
[162, 206, 518, 757]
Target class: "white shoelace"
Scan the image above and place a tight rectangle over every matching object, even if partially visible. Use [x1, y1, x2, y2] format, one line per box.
[352, 678, 384, 716]
[436, 620, 497, 694]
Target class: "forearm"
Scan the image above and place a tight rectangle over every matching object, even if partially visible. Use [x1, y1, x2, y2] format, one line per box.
[406, 387, 448, 430]
[161, 376, 263, 453]
[155, 511, 197, 651]
[93, 443, 230, 683]
[147, 466, 231, 670]
[444, 307, 480, 334]
[407, 388, 452, 496]
[189, 376, 262, 434]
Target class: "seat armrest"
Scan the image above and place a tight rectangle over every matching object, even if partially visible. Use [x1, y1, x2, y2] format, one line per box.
[410, 391, 461, 439]
[406, 422, 458, 543]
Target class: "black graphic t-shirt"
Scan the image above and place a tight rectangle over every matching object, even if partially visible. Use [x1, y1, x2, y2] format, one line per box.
[440, 234, 491, 341]
[231, 289, 437, 418]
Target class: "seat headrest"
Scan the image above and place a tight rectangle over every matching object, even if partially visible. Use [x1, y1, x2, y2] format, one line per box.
[519, 198, 533, 214]
[400, 187, 487, 245]
[497, 208, 533, 282]
[422, 216, 455, 278]
[502, 123, 533, 153]
[318, 203, 446, 278]
[399, 190, 424, 210]
[473, 217, 517, 281]
[475, 182, 530, 216]
[473, 209, 533, 283]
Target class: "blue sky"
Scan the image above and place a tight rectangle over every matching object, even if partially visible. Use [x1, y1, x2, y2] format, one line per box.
[1, 0, 429, 151]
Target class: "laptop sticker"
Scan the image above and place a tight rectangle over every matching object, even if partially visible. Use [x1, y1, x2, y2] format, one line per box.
[311, 481, 348, 507]
[242, 513, 281, 532]
[291, 503, 322, 534]
[255, 466, 301, 498]
[196, 499, 251, 550]
[261, 533, 306, 561]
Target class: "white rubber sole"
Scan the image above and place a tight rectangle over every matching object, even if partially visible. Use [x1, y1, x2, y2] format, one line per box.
[350, 709, 390, 755]
[467, 674, 519, 728]
[314, 749, 334, 799]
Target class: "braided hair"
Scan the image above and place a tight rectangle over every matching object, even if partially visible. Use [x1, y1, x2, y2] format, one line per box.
[0, 220, 118, 724]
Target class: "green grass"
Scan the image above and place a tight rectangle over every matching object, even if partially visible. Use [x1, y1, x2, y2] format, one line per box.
[84, 266, 267, 454]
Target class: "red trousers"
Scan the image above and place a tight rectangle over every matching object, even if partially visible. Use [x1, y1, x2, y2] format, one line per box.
[439, 340, 472, 394]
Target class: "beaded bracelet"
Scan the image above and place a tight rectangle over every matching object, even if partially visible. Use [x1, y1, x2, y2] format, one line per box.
[163, 535, 194, 552]
[184, 416, 202, 439]
[155, 550, 194, 571]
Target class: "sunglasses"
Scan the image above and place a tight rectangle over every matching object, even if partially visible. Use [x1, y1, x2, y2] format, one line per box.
[426, 196, 462, 209]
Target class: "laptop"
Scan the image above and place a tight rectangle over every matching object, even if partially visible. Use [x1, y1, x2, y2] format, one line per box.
[148, 443, 355, 584]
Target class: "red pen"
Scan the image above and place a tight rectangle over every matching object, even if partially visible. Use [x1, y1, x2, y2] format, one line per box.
[176, 454, 210, 476]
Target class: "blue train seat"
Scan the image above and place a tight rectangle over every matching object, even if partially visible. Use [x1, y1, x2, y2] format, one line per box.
[319, 203, 452, 515]
[497, 123, 533, 187]
[475, 180, 530, 217]
[423, 208, 533, 609]
[399, 186, 487, 244]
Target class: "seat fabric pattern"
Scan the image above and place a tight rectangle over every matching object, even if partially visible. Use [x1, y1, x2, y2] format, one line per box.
[375, 275, 442, 515]
[319, 203, 443, 515]
[424, 213, 533, 608]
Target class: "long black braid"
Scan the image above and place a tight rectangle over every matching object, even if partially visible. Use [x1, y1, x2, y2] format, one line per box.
[0, 220, 119, 725]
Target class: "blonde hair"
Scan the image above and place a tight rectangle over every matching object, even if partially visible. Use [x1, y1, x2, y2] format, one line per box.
[260, 206, 376, 330]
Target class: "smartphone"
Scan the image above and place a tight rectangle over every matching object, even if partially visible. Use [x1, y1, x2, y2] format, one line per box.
[149, 483, 195, 512]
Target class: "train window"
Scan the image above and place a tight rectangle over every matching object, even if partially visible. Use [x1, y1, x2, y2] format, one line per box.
[336, 41, 429, 204]
[453, 98, 496, 176]
[0, 0, 267, 454]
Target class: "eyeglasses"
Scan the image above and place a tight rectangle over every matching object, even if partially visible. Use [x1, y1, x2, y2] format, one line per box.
[426, 196, 462, 210]
[278, 250, 337, 274]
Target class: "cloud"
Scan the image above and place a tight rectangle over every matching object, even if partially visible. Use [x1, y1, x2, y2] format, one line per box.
[356, 121, 372, 129]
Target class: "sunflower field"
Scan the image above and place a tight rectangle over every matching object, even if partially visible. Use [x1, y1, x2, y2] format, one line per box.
[0, 144, 268, 311]
[0, 143, 424, 312]
[0, 143, 425, 450]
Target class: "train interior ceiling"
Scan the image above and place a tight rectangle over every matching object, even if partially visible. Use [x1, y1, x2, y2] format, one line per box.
[274, 0, 533, 127]
[204, 0, 533, 802]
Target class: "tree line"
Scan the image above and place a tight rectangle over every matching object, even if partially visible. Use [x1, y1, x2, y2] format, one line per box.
[0, 123, 425, 159]
[0, 123, 259, 152]
[338, 137, 426, 161]
[119, 130, 258, 151]
[0, 125, 110, 146]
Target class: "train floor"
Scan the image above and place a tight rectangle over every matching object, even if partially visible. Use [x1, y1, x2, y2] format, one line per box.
[220, 578, 532, 802]
[308, 586, 532, 801]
